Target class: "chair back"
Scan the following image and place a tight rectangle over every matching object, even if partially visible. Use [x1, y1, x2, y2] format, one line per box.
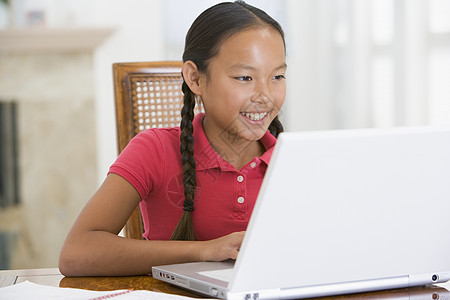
[112, 61, 204, 239]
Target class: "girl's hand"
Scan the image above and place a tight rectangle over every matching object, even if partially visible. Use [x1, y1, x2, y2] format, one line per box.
[198, 231, 245, 262]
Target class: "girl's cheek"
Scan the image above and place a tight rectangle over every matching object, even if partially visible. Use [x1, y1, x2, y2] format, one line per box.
[274, 89, 286, 102]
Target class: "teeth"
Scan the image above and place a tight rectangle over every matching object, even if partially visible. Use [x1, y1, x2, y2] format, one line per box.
[243, 112, 267, 121]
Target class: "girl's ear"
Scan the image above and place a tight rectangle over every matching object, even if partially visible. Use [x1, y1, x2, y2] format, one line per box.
[182, 61, 203, 96]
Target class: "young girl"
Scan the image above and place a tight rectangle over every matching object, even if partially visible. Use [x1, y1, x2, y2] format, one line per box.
[59, 0, 287, 276]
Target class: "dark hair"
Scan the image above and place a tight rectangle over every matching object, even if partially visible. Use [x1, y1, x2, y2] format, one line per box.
[171, 0, 285, 241]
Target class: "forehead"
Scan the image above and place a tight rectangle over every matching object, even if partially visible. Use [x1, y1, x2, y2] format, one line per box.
[211, 26, 286, 70]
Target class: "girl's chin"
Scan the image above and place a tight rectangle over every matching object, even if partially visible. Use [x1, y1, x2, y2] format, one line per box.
[240, 127, 267, 141]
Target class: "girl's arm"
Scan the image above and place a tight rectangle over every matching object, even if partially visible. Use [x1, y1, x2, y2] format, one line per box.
[58, 173, 243, 276]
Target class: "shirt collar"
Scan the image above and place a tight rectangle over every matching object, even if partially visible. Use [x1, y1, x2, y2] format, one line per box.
[259, 130, 277, 166]
[192, 113, 277, 171]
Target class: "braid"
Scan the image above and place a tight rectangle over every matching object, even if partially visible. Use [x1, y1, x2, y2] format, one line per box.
[170, 81, 197, 241]
[268, 115, 284, 138]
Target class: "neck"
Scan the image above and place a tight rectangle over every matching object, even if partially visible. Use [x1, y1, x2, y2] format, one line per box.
[206, 130, 265, 170]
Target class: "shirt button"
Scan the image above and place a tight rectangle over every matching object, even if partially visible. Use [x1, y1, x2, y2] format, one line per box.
[237, 175, 244, 182]
[237, 196, 245, 204]
[250, 162, 257, 168]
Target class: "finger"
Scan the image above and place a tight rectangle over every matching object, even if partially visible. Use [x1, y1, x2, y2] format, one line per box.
[230, 248, 239, 260]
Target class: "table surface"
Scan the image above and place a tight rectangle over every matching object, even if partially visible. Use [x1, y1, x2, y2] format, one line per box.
[1, 268, 450, 299]
[0, 268, 201, 298]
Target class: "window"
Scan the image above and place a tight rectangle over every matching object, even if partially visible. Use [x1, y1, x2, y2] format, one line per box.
[285, 0, 450, 130]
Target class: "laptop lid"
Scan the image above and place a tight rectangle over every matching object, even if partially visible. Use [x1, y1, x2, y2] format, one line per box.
[230, 126, 450, 295]
[153, 126, 450, 299]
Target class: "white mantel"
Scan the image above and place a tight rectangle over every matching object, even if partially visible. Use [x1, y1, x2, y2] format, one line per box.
[0, 28, 115, 52]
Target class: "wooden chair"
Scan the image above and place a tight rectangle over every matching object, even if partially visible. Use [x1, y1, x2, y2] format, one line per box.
[112, 61, 204, 239]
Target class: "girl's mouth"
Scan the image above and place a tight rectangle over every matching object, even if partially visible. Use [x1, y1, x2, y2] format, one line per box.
[240, 112, 268, 121]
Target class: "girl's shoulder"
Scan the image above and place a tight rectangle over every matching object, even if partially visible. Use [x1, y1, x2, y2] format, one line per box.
[138, 126, 180, 136]
[133, 126, 181, 146]
[119, 126, 182, 161]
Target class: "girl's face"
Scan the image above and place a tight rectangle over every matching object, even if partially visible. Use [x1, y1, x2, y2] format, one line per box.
[198, 26, 286, 149]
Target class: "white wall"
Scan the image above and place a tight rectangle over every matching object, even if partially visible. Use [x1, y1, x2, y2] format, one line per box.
[91, 0, 165, 184]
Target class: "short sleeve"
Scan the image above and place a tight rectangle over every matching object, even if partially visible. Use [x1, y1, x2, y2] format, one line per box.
[108, 129, 167, 200]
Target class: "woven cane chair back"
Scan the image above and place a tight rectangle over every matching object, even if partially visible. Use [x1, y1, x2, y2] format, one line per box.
[112, 61, 204, 239]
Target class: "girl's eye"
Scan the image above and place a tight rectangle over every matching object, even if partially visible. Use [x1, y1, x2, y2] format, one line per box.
[235, 76, 252, 81]
[273, 75, 286, 80]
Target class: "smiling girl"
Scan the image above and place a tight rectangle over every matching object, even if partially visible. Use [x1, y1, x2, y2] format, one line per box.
[59, 0, 287, 276]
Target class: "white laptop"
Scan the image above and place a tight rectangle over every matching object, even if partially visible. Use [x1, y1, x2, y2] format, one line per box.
[152, 126, 450, 299]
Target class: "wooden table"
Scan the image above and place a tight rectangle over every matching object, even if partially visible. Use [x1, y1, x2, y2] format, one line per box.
[1, 268, 450, 299]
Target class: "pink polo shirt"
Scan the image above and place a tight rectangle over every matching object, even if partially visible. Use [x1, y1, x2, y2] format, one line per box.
[109, 113, 276, 241]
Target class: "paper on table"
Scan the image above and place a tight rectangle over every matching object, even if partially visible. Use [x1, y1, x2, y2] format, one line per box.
[0, 281, 208, 300]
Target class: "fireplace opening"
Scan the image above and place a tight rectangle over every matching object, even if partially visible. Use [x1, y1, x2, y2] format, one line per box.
[0, 101, 20, 208]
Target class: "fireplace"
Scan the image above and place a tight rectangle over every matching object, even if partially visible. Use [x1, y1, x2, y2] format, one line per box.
[0, 28, 113, 269]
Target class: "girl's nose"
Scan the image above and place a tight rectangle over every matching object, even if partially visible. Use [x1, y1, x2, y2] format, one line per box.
[251, 82, 271, 104]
